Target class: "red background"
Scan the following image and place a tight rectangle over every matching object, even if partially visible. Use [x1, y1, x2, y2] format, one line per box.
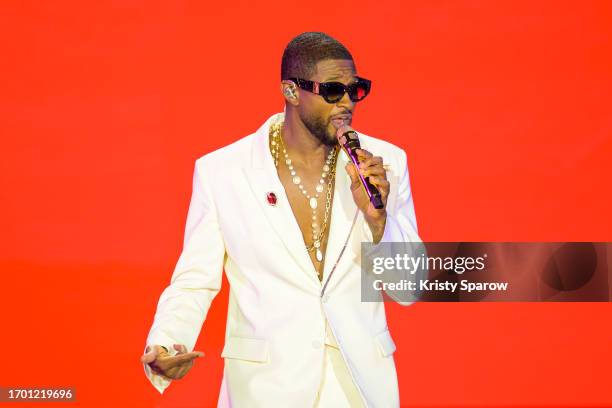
[1, 1, 611, 407]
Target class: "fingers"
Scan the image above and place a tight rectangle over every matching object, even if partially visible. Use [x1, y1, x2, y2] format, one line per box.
[358, 155, 382, 171]
[355, 148, 373, 160]
[367, 176, 390, 199]
[174, 344, 187, 353]
[140, 345, 160, 364]
[150, 366, 174, 381]
[162, 351, 205, 369]
[361, 166, 386, 178]
[145, 344, 204, 380]
[356, 150, 383, 170]
[368, 175, 390, 187]
[173, 364, 192, 380]
[358, 153, 386, 179]
[348, 149, 390, 201]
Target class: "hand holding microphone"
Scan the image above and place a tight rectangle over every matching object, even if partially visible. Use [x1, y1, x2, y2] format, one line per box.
[333, 121, 390, 234]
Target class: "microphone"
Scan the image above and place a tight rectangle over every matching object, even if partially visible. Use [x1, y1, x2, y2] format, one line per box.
[333, 123, 384, 209]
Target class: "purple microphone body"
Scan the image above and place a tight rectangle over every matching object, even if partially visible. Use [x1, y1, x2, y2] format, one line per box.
[335, 124, 385, 210]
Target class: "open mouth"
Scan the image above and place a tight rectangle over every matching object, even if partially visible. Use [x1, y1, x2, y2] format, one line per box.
[331, 116, 351, 129]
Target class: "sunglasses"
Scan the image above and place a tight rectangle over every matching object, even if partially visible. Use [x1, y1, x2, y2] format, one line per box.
[287, 76, 372, 104]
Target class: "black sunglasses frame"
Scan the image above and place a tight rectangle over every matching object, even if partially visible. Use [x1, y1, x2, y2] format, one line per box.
[286, 76, 372, 103]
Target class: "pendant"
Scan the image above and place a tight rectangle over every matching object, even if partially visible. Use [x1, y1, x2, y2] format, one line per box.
[316, 248, 323, 262]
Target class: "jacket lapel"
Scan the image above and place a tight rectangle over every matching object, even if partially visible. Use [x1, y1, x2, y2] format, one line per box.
[321, 148, 359, 284]
[242, 113, 322, 287]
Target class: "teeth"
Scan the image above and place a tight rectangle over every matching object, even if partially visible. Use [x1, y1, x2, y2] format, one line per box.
[331, 119, 345, 129]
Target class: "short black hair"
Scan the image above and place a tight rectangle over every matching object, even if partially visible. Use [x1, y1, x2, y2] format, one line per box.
[281, 32, 354, 81]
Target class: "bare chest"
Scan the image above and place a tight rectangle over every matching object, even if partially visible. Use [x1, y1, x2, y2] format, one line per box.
[276, 163, 336, 281]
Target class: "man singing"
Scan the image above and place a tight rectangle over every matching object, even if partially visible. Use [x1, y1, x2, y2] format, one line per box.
[141, 31, 420, 407]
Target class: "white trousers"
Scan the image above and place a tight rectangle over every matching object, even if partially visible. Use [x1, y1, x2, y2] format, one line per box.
[313, 321, 366, 407]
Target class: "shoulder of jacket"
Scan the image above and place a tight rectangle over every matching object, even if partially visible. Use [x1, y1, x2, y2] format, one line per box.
[194, 132, 256, 170]
[358, 132, 407, 163]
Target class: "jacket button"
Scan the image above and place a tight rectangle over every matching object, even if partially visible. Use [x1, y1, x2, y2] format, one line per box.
[312, 340, 323, 349]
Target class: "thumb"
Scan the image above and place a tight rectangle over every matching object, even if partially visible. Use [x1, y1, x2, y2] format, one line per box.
[140, 346, 159, 364]
[345, 162, 360, 185]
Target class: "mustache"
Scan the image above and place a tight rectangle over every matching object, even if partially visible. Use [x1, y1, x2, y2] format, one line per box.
[331, 110, 352, 118]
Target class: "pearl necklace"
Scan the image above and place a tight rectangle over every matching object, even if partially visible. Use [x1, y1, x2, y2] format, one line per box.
[270, 121, 338, 267]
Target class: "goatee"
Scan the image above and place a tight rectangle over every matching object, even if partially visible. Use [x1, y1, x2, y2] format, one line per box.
[300, 112, 338, 147]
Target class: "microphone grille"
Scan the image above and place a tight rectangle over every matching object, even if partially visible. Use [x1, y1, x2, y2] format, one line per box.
[339, 129, 361, 150]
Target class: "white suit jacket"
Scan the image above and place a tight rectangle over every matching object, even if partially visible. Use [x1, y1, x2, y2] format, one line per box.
[144, 112, 421, 407]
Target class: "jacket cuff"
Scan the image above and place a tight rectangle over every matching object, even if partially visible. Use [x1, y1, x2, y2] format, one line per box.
[142, 342, 175, 394]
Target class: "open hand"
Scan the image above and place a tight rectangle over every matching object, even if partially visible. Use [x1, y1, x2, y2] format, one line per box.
[140, 344, 204, 380]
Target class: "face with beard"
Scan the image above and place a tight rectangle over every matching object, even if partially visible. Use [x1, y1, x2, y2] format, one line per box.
[299, 109, 338, 147]
[290, 59, 357, 147]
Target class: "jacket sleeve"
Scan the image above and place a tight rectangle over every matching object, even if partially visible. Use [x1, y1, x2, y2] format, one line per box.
[362, 148, 426, 306]
[143, 157, 226, 394]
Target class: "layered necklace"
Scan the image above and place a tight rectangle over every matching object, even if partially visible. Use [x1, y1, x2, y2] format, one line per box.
[270, 121, 339, 271]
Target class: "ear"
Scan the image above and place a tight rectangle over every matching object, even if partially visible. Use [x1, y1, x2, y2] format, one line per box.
[280, 80, 299, 106]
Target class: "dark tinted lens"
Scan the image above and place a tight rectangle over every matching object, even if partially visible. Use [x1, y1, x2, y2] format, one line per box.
[320, 82, 346, 103]
[349, 80, 370, 101]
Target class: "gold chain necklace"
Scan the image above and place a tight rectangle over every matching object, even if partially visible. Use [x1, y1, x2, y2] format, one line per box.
[269, 121, 338, 270]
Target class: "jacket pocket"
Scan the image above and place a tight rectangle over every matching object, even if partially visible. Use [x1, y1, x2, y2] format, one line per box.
[221, 336, 270, 363]
[374, 329, 397, 357]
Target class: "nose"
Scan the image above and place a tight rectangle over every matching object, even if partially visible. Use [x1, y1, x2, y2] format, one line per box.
[336, 90, 355, 111]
